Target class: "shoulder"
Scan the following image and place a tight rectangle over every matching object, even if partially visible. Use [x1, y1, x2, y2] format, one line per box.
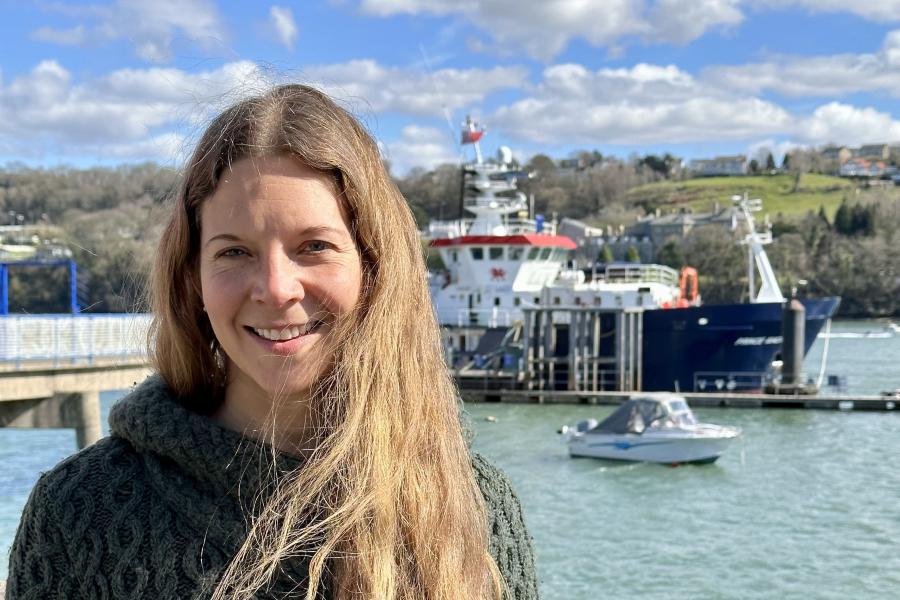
[471, 452, 523, 516]
[470, 452, 530, 540]
[7, 436, 140, 598]
[13, 435, 142, 544]
[25, 435, 139, 517]
[471, 453, 540, 599]
[36, 435, 141, 505]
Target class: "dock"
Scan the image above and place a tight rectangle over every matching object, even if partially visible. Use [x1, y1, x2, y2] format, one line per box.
[461, 389, 899, 411]
[0, 314, 152, 449]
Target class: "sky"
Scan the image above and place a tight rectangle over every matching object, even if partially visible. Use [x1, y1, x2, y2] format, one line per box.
[3, 0, 900, 175]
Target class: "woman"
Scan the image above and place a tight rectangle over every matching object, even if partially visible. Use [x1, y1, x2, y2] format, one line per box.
[7, 85, 537, 599]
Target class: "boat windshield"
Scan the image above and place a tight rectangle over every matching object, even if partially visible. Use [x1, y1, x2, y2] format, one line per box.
[642, 399, 698, 430]
[666, 400, 698, 427]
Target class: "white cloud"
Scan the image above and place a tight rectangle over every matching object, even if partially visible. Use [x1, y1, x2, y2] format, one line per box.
[382, 125, 460, 174]
[704, 30, 900, 98]
[0, 57, 522, 167]
[305, 59, 528, 117]
[490, 63, 791, 145]
[269, 5, 299, 50]
[757, 0, 900, 22]
[648, 0, 743, 44]
[359, 0, 744, 59]
[798, 103, 900, 145]
[358, 1, 900, 60]
[92, 132, 188, 161]
[30, 25, 89, 46]
[360, 0, 645, 60]
[32, 0, 226, 63]
[0, 60, 262, 163]
[485, 59, 900, 152]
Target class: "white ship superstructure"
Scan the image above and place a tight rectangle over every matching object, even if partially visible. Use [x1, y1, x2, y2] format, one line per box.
[425, 118, 689, 332]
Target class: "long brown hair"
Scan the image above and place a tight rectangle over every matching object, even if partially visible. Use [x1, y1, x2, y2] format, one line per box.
[150, 85, 502, 599]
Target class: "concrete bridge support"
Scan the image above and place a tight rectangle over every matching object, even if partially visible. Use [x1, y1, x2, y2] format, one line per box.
[0, 361, 151, 450]
[74, 390, 102, 448]
[0, 390, 104, 449]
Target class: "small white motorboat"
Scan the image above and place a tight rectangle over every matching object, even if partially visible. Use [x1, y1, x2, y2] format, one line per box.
[560, 393, 741, 464]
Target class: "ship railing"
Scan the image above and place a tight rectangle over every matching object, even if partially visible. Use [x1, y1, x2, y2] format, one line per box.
[433, 308, 512, 328]
[504, 219, 557, 235]
[427, 220, 468, 239]
[0, 313, 152, 370]
[693, 371, 770, 393]
[425, 218, 557, 239]
[604, 264, 679, 286]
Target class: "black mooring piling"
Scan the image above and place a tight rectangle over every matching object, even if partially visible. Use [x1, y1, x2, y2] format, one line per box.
[780, 298, 806, 388]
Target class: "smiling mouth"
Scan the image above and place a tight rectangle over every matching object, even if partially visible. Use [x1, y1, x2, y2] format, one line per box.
[247, 320, 325, 342]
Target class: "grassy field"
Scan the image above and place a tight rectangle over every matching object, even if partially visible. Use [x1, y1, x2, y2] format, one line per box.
[626, 173, 869, 220]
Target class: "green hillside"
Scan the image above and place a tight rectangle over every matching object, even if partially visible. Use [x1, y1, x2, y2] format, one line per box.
[626, 174, 857, 219]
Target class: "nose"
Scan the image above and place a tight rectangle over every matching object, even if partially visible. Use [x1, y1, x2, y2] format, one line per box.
[251, 252, 304, 307]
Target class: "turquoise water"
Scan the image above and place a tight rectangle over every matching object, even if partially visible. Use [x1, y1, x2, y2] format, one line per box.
[3, 320, 900, 598]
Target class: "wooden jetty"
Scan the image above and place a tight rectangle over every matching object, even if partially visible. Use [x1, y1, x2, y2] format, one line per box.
[461, 388, 899, 411]
[453, 304, 896, 411]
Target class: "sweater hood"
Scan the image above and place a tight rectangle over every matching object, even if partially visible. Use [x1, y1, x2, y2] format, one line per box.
[109, 375, 305, 509]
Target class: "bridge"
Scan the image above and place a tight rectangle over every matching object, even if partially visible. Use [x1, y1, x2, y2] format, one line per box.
[0, 314, 153, 449]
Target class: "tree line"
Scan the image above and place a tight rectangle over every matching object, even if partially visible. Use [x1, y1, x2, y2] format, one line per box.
[654, 195, 900, 316]
[0, 163, 177, 313]
[1, 158, 898, 318]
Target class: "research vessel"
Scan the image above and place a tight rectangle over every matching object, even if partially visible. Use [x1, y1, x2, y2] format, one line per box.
[425, 119, 840, 392]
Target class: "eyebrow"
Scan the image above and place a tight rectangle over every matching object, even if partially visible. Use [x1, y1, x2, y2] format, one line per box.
[204, 233, 241, 248]
[203, 226, 351, 249]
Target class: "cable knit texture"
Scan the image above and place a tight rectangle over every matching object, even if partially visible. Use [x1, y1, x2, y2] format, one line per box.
[6, 376, 539, 599]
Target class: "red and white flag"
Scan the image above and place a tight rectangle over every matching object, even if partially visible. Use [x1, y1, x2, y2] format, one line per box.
[461, 129, 484, 144]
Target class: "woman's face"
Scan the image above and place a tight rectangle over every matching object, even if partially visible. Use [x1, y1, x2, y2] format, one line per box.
[199, 155, 363, 404]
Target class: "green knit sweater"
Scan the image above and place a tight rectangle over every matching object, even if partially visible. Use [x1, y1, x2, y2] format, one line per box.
[6, 376, 538, 599]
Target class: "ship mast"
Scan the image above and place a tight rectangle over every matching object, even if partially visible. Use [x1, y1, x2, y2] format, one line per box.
[462, 115, 484, 164]
[734, 193, 784, 303]
[458, 116, 486, 219]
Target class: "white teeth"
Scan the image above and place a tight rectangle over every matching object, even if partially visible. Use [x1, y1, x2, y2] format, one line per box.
[252, 323, 317, 341]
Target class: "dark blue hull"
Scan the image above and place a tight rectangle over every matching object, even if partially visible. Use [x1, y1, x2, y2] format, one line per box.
[641, 297, 841, 392]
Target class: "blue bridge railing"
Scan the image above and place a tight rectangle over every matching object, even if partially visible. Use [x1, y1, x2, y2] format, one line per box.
[0, 313, 152, 369]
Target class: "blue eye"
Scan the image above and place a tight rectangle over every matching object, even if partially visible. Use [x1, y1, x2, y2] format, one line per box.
[304, 241, 330, 252]
[219, 248, 247, 258]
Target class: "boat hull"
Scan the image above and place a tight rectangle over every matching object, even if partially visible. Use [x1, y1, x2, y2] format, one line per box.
[567, 429, 739, 464]
[640, 297, 840, 392]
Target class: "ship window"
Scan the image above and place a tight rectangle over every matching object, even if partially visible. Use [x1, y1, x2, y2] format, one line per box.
[451, 251, 458, 263]
[509, 247, 524, 260]
[494, 297, 501, 306]
[594, 297, 602, 306]
[553, 296, 561, 305]
[489, 247, 504, 260]
[534, 297, 540, 304]
[514, 297, 521, 306]
[527, 248, 540, 259]
[471, 247, 484, 260]
[540, 248, 552, 260]
[575, 297, 581, 305]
